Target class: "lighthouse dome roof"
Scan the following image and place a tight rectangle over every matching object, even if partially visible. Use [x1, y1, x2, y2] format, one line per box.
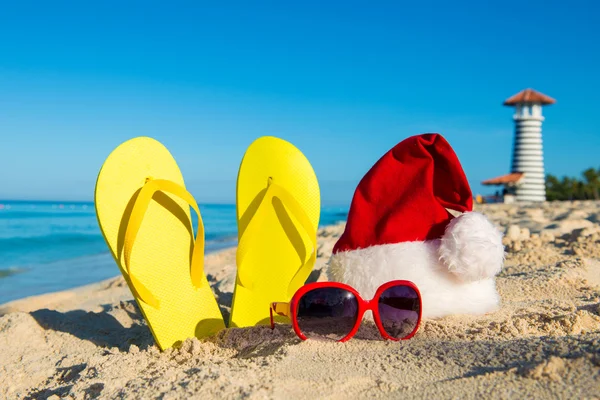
[503, 89, 556, 106]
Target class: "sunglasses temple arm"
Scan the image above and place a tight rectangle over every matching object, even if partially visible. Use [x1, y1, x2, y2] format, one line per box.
[270, 302, 291, 330]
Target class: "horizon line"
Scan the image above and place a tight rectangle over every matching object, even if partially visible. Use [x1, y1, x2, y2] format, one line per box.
[0, 199, 350, 208]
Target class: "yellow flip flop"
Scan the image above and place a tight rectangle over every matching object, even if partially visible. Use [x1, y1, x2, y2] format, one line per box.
[95, 137, 225, 350]
[229, 136, 320, 328]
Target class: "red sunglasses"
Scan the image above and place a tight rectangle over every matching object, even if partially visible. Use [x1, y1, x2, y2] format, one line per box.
[270, 280, 422, 342]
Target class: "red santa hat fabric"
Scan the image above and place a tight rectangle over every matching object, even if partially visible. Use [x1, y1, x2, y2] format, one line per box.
[333, 133, 473, 254]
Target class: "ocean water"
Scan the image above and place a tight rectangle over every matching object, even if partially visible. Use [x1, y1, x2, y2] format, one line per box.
[0, 200, 348, 304]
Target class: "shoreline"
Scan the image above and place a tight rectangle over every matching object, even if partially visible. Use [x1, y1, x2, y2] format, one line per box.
[0, 247, 239, 316]
[0, 239, 240, 310]
[0, 201, 348, 306]
[0, 222, 341, 316]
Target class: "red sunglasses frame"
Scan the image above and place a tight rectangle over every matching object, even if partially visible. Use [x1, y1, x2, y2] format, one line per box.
[270, 280, 422, 342]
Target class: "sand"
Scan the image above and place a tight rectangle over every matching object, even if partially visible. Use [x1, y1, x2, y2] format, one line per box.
[1, 201, 600, 399]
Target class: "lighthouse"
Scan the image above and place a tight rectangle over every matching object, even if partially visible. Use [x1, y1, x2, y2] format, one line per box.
[482, 88, 556, 203]
[504, 89, 555, 202]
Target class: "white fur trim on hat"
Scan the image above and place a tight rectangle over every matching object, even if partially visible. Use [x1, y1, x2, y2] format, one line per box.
[327, 213, 504, 319]
[439, 212, 505, 282]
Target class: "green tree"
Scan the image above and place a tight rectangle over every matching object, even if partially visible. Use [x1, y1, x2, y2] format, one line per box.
[582, 167, 600, 199]
[546, 166, 600, 201]
[562, 176, 577, 200]
[546, 174, 564, 201]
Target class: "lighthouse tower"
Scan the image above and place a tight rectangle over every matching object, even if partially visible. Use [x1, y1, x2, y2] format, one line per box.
[503, 88, 556, 202]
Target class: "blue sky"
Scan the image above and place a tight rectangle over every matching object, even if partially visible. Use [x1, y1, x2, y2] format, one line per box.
[0, 1, 598, 206]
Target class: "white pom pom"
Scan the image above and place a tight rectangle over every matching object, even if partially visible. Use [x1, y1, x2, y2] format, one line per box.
[439, 212, 505, 282]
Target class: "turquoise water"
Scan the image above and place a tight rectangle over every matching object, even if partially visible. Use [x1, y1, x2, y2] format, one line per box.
[0, 200, 347, 304]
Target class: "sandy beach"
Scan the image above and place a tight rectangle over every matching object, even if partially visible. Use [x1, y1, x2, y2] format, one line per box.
[1, 201, 599, 399]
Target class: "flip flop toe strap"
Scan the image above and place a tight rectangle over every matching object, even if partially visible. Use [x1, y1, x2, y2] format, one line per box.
[123, 179, 205, 309]
[237, 180, 317, 297]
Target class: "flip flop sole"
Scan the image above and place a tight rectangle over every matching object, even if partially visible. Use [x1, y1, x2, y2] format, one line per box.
[230, 136, 320, 328]
[95, 137, 225, 350]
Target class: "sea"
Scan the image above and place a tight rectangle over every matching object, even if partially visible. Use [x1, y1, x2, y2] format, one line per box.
[0, 200, 348, 305]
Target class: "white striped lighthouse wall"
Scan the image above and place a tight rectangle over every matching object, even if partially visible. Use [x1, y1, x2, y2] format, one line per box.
[510, 103, 546, 202]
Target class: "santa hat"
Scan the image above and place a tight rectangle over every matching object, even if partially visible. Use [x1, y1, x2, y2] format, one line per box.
[328, 133, 505, 318]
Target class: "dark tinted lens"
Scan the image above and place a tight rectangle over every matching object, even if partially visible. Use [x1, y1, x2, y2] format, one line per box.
[378, 285, 420, 339]
[296, 287, 359, 341]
